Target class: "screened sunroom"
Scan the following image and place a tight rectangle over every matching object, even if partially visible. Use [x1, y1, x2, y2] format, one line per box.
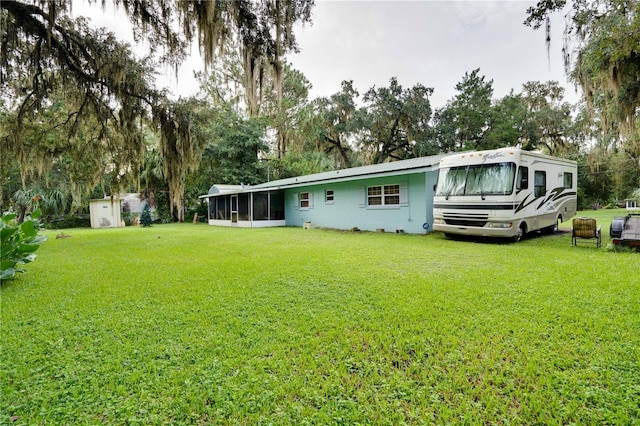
[201, 185, 285, 228]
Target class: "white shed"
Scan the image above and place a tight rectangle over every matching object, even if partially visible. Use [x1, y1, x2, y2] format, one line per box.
[89, 198, 123, 229]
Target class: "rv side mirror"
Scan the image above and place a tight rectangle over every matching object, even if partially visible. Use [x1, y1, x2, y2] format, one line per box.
[518, 178, 528, 190]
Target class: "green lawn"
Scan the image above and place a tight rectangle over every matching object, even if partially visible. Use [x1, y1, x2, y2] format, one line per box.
[2, 210, 639, 424]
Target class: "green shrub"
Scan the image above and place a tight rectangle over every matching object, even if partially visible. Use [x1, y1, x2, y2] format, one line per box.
[121, 211, 139, 226]
[1, 210, 47, 281]
[44, 214, 91, 229]
[606, 243, 639, 253]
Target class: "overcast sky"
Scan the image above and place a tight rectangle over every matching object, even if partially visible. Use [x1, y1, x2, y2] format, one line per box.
[74, 0, 581, 109]
[286, 0, 581, 108]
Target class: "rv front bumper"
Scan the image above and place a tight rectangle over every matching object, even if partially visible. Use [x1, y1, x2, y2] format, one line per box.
[433, 220, 517, 238]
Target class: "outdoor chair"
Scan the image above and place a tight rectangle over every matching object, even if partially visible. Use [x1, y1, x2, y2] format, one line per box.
[572, 217, 602, 248]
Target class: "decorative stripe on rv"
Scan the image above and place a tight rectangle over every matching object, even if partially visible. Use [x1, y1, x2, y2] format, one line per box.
[433, 203, 515, 210]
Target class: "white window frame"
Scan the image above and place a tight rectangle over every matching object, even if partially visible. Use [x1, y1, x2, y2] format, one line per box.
[296, 191, 313, 210]
[364, 183, 407, 208]
[325, 189, 334, 204]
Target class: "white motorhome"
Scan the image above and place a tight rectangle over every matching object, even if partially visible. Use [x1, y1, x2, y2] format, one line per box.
[433, 148, 577, 241]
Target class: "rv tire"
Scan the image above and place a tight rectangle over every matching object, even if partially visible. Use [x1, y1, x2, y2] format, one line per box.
[543, 219, 559, 234]
[513, 223, 526, 242]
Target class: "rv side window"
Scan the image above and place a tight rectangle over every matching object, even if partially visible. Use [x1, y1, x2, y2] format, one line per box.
[517, 166, 528, 191]
[534, 171, 546, 197]
[563, 172, 573, 189]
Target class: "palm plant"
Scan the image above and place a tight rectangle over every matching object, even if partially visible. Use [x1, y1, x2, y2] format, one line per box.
[140, 147, 164, 209]
[12, 189, 37, 223]
[39, 189, 67, 222]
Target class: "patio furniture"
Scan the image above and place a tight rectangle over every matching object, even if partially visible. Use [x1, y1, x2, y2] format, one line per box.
[572, 217, 601, 248]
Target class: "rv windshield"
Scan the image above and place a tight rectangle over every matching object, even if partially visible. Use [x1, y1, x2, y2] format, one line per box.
[436, 162, 516, 196]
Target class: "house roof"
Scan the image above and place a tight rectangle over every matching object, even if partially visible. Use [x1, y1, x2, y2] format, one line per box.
[200, 153, 446, 198]
[207, 184, 245, 195]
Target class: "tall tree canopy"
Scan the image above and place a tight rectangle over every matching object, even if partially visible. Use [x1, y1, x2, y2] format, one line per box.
[311, 80, 362, 168]
[189, 1, 313, 158]
[432, 69, 494, 152]
[194, 104, 268, 188]
[1, 3, 155, 204]
[525, 0, 640, 157]
[484, 91, 528, 150]
[520, 81, 576, 155]
[1, 0, 313, 219]
[450, 68, 494, 151]
[360, 77, 434, 164]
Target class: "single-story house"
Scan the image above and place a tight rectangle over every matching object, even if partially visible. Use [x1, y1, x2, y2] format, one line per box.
[199, 153, 446, 234]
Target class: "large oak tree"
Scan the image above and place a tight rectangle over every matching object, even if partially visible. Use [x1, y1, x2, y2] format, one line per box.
[525, 0, 640, 158]
[1, 0, 313, 220]
[360, 77, 435, 164]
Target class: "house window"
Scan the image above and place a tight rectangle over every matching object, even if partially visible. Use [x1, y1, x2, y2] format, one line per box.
[325, 189, 334, 204]
[367, 184, 400, 206]
[385, 185, 400, 205]
[564, 172, 573, 189]
[367, 186, 382, 205]
[300, 192, 310, 208]
[295, 191, 313, 210]
[534, 171, 546, 197]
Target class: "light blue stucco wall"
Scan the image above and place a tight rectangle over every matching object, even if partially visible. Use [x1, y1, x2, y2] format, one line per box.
[284, 170, 438, 234]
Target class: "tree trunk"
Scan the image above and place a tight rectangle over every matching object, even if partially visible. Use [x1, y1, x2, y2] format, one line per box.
[274, 0, 285, 158]
[337, 141, 351, 168]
